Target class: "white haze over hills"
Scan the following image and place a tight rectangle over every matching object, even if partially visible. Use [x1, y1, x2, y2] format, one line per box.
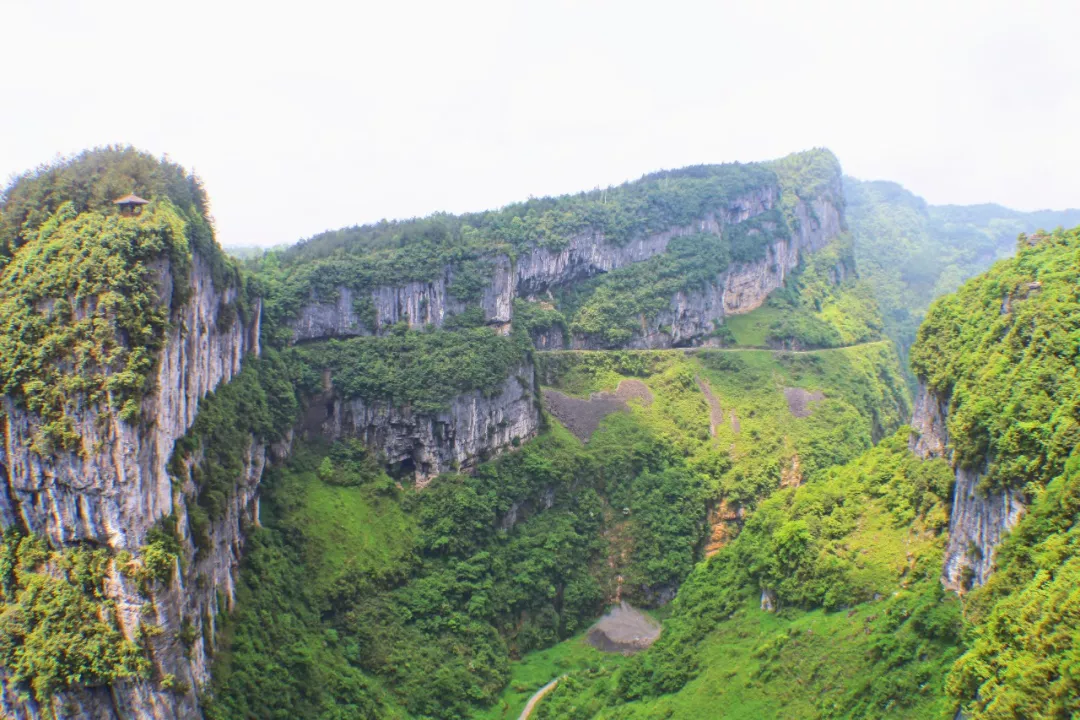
[2, 0, 1079, 247]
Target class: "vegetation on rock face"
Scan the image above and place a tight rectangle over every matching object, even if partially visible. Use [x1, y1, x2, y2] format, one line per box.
[910, 226, 1080, 491]
[0, 203, 191, 450]
[170, 351, 299, 549]
[0, 148, 243, 452]
[210, 432, 601, 719]
[287, 325, 532, 413]
[561, 218, 791, 347]
[10, 141, 1080, 720]
[905, 225, 1080, 718]
[947, 450, 1080, 719]
[209, 333, 908, 719]
[532, 431, 961, 719]
[248, 150, 842, 340]
[768, 146, 845, 231]
[0, 531, 153, 706]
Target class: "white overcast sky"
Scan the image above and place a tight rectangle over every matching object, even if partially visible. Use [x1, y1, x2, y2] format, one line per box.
[3, 0, 1079, 247]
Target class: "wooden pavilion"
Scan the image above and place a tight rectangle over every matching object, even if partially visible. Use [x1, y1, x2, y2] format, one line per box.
[113, 193, 149, 214]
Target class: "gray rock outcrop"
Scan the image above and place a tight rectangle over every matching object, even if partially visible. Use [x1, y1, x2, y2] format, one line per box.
[513, 185, 774, 296]
[589, 187, 845, 349]
[909, 382, 1024, 591]
[1, 253, 257, 549]
[313, 364, 540, 486]
[291, 255, 515, 342]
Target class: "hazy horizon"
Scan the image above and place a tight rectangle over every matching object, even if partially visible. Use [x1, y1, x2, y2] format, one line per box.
[4, 0, 1079, 247]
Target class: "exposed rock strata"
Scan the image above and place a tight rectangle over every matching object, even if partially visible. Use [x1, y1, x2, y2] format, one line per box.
[1, 253, 256, 549]
[514, 186, 776, 296]
[0, 253, 270, 720]
[312, 364, 540, 485]
[909, 383, 1024, 590]
[291, 256, 515, 342]
[609, 192, 845, 349]
[288, 181, 845, 351]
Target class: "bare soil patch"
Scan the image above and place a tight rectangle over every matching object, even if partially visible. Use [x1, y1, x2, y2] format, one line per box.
[784, 387, 825, 418]
[542, 380, 653, 442]
[586, 602, 662, 654]
[729, 409, 741, 433]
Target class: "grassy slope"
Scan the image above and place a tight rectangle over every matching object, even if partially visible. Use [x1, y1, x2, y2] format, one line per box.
[287, 457, 414, 580]
[513, 432, 960, 720]
[723, 304, 789, 347]
[209, 445, 416, 719]
[540, 341, 909, 485]
[474, 635, 629, 720]
[485, 344, 912, 718]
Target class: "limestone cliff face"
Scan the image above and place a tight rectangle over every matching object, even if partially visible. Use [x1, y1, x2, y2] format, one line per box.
[312, 364, 539, 486]
[280, 181, 845, 483]
[1, 253, 257, 549]
[587, 190, 845, 349]
[0, 253, 269, 720]
[287, 186, 783, 345]
[909, 383, 1024, 590]
[514, 185, 776, 296]
[291, 255, 515, 342]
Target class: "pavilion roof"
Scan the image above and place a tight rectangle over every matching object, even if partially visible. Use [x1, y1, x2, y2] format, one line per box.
[113, 193, 149, 205]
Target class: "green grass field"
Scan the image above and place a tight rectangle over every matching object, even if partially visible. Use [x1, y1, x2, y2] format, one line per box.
[723, 303, 789, 347]
[294, 470, 415, 575]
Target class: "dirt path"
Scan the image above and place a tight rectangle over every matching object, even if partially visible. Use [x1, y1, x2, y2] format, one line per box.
[695, 376, 724, 437]
[518, 675, 565, 720]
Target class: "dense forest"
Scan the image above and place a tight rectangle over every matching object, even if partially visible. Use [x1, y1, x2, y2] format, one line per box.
[1, 147, 1078, 720]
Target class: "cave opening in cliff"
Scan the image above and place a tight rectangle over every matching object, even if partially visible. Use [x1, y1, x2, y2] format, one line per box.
[389, 455, 416, 480]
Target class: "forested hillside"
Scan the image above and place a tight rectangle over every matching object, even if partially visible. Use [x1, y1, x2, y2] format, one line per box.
[845, 178, 1080, 376]
[1, 146, 1078, 720]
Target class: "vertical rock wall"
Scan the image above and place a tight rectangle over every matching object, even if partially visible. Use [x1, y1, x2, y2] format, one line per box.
[290, 257, 516, 342]
[909, 383, 1025, 590]
[591, 190, 846, 349]
[288, 185, 784, 345]
[286, 181, 849, 351]
[313, 364, 540, 486]
[1, 253, 256, 549]
[0, 252, 271, 720]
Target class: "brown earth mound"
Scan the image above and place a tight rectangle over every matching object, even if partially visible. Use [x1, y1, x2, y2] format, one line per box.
[784, 387, 825, 418]
[586, 602, 662, 654]
[542, 380, 653, 442]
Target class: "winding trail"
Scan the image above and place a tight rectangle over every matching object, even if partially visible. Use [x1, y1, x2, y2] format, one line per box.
[518, 675, 566, 720]
[695, 375, 724, 437]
